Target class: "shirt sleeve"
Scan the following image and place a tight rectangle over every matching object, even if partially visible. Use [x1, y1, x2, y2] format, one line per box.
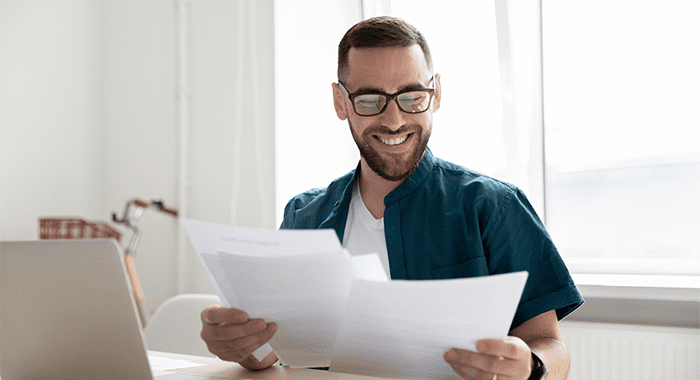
[279, 197, 297, 229]
[481, 186, 584, 330]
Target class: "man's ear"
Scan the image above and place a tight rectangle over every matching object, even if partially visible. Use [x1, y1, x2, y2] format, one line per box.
[332, 82, 349, 121]
[432, 73, 442, 113]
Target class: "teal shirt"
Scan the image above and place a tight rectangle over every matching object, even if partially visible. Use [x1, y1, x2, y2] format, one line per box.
[280, 148, 583, 329]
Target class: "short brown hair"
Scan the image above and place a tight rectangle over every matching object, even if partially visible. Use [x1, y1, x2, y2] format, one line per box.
[337, 16, 433, 81]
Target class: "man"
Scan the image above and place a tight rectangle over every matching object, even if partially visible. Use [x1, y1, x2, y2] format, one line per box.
[201, 16, 583, 380]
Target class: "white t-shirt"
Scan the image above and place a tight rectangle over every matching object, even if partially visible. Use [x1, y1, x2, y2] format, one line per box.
[342, 182, 391, 278]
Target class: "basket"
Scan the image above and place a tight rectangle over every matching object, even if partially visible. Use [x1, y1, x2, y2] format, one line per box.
[39, 217, 121, 242]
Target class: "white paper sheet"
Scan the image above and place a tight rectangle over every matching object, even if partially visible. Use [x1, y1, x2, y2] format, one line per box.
[182, 218, 355, 367]
[350, 253, 390, 282]
[183, 218, 342, 257]
[329, 271, 528, 379]
[215, 249, 353, 367]
[182, 218, 529, 376]
[148, 355, 208, 372]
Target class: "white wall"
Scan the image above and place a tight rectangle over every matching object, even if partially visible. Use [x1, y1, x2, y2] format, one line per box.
[1, 0, 276, 316]
[99, 0, 181, 314]
[1, 0, 102, 237]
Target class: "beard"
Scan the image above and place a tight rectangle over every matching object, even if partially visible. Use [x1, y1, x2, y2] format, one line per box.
[349, 120, 431, 182]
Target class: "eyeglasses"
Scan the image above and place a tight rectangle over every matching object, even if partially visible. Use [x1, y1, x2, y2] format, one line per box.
[338, 77, 435, 117]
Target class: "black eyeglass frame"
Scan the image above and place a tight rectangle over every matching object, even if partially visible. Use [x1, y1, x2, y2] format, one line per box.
[338, 77, 435, 117]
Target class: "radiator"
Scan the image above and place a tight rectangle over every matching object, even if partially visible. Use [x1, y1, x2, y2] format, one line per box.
[560, 322, 699, 380]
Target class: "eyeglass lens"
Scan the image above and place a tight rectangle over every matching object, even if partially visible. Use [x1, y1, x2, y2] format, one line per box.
[354, 91, 432, 116]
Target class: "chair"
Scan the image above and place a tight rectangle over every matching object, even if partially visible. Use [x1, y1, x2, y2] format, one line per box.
[143, 293, 221, 357]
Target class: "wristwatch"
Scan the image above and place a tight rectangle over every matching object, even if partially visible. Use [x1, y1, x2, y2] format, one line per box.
[529, 352, 548, 380]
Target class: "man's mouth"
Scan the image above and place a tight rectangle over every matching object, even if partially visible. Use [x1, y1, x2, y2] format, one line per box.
[375, 133, 413, 146]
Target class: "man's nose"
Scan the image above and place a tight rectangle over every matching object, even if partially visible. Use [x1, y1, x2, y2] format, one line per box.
[379, 99, 406, 131]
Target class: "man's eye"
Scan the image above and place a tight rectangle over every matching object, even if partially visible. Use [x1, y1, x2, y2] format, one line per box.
[355, 95, 385, 111]
[357, 94, 381, 103]
[400, 93, 425, 104]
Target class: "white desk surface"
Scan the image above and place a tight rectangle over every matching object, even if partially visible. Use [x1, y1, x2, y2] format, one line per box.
[0, 351, 393, 380]
[150, 351, 391, 379]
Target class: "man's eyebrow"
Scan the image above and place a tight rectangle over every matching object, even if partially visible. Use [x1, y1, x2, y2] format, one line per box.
[354, 82, 431, 94]
[397, 82, 432, 92]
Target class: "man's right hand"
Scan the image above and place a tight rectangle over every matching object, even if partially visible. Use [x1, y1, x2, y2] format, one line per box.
[200, 304, 278, 370]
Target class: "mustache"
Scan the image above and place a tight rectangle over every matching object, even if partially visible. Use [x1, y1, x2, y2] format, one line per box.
[363, 124, 422, 136]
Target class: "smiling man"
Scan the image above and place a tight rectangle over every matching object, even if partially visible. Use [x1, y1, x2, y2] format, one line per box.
[334, 44, 436, 220]
[201, 16, 583, 380]
[338, 46, 434, 182]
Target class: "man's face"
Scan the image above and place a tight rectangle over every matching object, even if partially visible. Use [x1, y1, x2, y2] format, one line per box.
[333, 45, 441, 182]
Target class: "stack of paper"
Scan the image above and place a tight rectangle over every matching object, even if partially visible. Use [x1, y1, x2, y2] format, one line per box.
[182, 218, 361, 367]
[182, 219, 528, 379]
[329, 274, 527, 379]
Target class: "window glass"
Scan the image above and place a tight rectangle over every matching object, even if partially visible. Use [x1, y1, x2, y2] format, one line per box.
[274, 1, 362, 226]
[276, 1, 699, 275]
[390, 2, 506, 178]
[543, 0, 700, 268]
[275, 0, 508, 225]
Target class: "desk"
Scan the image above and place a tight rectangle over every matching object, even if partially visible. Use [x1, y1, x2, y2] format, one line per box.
[151, 351, 389, 379]
[0, 351, 391, 380]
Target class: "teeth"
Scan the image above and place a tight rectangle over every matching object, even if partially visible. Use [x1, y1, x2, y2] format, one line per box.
[381, 135, 408, 145]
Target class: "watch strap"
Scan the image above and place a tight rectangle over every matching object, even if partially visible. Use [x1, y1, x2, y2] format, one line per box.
[528, 351, 548, 380]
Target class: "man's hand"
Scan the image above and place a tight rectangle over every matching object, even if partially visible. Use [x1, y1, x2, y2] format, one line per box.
[200, 304, 278, 370]
[444, 337, 533, 380]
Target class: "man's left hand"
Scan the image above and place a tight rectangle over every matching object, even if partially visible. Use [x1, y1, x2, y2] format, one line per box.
[444, 337, 533, 380]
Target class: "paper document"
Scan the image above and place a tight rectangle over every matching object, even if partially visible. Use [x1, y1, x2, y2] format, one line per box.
[148, 355, 207, 372]
[329, 272, 528, 379]
[182, 218, 356, 367]
[182, 218, 528, 377]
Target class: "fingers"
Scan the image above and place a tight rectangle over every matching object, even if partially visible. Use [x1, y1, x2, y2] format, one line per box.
[444, 348, 506, 380]
[201, 304, 257, 342]
[476, 338, 529, 361]
[200, 304, 278, 366]
[201, 304, 249, 325]
[203, 316, 268, 342]
[206, 322, 278, 363]
[444, 338, 532, 379]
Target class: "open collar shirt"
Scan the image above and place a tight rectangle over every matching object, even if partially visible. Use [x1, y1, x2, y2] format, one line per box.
[280, 148, 583, 329]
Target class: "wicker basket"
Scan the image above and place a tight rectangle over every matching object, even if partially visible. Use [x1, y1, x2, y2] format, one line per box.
[39, 217, 121, 242]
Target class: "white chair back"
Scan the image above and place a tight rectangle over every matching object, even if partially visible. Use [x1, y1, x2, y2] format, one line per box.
[143, 293, 221, 357]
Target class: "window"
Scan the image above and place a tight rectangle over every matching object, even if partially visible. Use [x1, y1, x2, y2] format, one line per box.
[392, 0, 700, 277]
[390, 2, 506, 181]
[390, 0, 548, 222]
[275, 0, 700, 279]
[274, 1, 362, 226]
[543, 0, 700, 275]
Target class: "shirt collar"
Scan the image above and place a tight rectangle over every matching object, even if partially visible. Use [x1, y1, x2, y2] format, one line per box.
[318, 147, 435, 240]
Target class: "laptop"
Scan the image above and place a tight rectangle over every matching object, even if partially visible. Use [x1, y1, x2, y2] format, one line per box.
[0, 240, 223, 380]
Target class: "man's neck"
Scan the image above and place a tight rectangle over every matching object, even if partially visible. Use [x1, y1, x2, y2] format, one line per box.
[358, 159, 405, 219]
